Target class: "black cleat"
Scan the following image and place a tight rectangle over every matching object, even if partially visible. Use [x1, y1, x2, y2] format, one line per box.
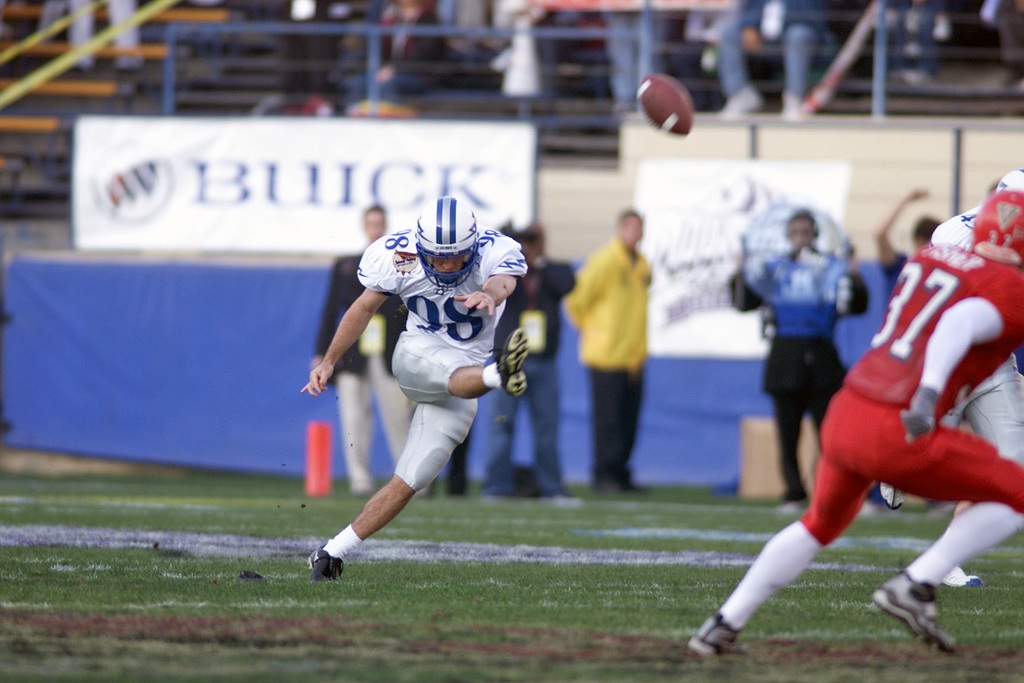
[308, 545, 343, 582]
[496, 328, 529, 396]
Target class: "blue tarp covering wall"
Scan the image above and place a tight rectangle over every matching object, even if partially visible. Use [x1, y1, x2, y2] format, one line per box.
[2, 255, 891, 486]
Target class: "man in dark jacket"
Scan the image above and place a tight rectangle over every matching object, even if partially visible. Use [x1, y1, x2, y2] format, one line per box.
[482, 222, 577, 501]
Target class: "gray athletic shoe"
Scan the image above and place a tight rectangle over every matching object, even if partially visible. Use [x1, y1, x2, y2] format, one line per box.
[873, 572, 955, 653]
[496, 328, 529, 396]
[688, 613, 746, 655]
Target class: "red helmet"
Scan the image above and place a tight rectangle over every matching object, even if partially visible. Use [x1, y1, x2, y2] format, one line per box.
[972, 189, 1024, 266]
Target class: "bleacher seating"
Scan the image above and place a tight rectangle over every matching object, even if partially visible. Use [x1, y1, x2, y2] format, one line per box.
[0, 4, 229, 24]
[0, 40, 169, 60]
[0, 2, 1015, 232]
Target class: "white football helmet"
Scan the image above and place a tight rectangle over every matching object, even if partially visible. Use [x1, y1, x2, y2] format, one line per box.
[996, 168, 1024, 193]
[415, 196, 479, 288]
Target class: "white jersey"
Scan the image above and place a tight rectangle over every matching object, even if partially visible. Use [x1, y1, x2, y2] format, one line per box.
[932, 169, 1024, 249]
[357, 227, 527, 365]
[931, 205, 980, 250]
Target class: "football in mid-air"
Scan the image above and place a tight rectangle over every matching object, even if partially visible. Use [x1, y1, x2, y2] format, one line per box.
[636, 73, 694, 136]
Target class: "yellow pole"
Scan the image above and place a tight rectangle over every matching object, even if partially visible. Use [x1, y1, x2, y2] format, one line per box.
[0, 0, 112, 67]
[0, 0, 184, 112]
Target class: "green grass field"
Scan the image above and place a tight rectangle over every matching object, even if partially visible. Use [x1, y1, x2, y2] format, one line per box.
[3, 470, 1024, 681]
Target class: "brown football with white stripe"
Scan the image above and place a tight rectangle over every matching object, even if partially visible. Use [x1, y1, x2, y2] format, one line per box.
[636, 73, 694, 136]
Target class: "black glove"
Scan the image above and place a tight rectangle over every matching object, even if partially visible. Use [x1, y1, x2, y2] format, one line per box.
[900, 387, 939, 442]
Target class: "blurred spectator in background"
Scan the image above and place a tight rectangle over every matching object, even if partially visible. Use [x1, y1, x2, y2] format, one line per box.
[490, 0, 543, 97]
[603, 8, 670, 114]
[716, 0, 831, 120]
[345, 0, 447, 108]
[279, 0, 342, 105]
[736, 209, 868, 512]
[482, 223, 576, 501]
[441, 0, 498, 63]
[671, 9, 737, 112]
[58, 0, 141, 70]
[535, 10, 610, 98]
[565, 209, 650, 494]
[888, 0, 947, 85]
[982, 0, 1024, 87]
[314, 205, 413, 496]
[873, 186, 940, 291]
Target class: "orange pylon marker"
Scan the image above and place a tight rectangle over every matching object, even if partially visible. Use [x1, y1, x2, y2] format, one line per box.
[305, 421, 332, 497]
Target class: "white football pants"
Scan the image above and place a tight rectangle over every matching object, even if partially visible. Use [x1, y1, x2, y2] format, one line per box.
[943, 355, 1024, 465]
[391, 332, 478, 490]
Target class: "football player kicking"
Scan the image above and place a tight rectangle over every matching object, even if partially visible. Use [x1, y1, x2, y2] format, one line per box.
[302, 196, 529, 581]
[690, 189, 1024, 655]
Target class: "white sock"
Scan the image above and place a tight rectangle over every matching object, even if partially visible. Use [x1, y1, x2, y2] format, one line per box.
[907, 502, 1024, 585]
[720, 521, 822, 629]
[482, 363, 501, 389]
[323, 525, 363, 559]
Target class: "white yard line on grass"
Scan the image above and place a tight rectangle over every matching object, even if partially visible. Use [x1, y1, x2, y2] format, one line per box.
[1, 524, 894, 572]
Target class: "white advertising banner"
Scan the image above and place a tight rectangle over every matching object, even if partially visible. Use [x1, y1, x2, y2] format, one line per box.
[635, 159, 852, 359]
[72, 117, 537, 253]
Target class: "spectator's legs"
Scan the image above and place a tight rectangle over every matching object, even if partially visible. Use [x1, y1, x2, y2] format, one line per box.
[781, 23, 817, 100]
[108, 0, 141, 69]
[716, 16, 750, 98]
[717, 16, 763, 117]
[997, 0, 1024, 86]
[914, 0, 940, 78]
[448, 431, 471, 496]
[525, 357, 569, 497]
[771, 391, 809, 502]
[590, 368, 628, 489]
[368, 355, 413, 466]
[67, 0, 96, 69]
[481, 387, 520, 497]
[337, 372, 376, 495]
[604, 11, 639, 109]
[620, 369, 644, 487]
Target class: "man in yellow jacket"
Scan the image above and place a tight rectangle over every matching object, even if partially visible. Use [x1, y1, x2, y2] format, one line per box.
[565, 208, 651, 493]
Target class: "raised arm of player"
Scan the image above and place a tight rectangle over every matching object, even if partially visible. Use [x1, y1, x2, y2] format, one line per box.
[455, 273, 517, 316]
[302, 288, 389, 397]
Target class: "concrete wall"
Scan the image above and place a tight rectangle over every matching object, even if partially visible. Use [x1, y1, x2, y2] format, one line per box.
[538, 116, 1024, 261]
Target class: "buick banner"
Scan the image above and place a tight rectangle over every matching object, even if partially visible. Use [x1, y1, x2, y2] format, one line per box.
[73, 117, 537, 254]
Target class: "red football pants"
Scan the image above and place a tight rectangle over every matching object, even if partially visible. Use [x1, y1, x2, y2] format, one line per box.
[802, 387, 1024, 546]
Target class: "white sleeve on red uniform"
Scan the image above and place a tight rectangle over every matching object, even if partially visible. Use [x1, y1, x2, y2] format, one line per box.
[920, 297, 1004, 392]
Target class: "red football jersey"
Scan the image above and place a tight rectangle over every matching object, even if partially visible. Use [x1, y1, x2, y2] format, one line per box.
[846, 244, 1024, 412]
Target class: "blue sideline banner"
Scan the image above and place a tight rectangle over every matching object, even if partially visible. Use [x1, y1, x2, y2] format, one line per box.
[1, 254, 886, 485]
[71, 116, 537, 254]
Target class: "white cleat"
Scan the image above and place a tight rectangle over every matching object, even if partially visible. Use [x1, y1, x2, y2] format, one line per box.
[941, 565, 984, 587]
